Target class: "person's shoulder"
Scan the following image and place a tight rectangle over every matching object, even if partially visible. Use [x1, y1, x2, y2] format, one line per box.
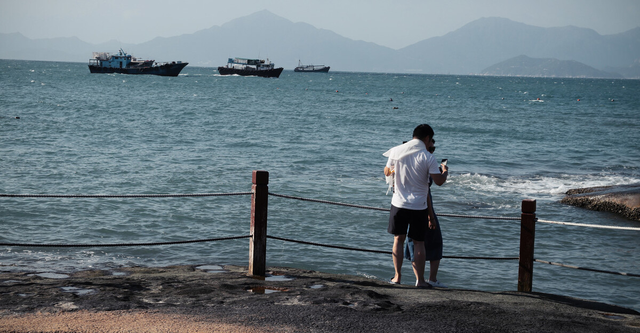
[417, 150, 435, 161]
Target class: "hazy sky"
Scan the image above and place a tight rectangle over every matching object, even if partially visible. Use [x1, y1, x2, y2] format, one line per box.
[1, 0, 639, 49]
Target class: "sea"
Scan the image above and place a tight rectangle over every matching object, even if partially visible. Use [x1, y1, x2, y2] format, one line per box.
[1, 59, 639, 311]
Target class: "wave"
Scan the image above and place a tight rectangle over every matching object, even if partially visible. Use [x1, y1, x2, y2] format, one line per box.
[451, 172, 640, 199]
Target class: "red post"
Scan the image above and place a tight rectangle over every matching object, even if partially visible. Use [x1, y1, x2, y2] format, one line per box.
[518, 199, 536, 292]
[249, 170, 269, 277]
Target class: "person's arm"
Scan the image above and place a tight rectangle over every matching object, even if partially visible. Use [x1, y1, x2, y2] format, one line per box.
[427, 191, 437, 229]
[431, 164, 448, 186]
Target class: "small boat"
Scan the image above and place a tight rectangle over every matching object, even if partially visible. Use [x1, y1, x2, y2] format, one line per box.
[294, 60, 330, 73]
[88, 49, 188, 77]
[217, 57, 284, 78]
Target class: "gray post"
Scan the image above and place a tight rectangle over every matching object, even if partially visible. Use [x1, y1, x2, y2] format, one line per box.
[518, 199, 537, 292]
[249, 170, 269, 277]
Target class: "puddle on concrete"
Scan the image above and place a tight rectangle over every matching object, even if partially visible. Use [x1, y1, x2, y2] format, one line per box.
[309, 284, 324, 289]
[196, 265, 226, 273]
[601, 313, 626, 320]
[31, 273, 70, 279]
[246, 286, 289, 294]
[60, 286, 96, 296]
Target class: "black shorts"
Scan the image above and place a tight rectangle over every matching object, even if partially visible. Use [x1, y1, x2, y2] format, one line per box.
[387, 205, 428, 242]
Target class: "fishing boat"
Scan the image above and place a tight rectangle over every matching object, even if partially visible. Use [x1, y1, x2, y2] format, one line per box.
[217, 57, 284, 78]
[294, 60, 330, 73]
[88, 49, 188, 77]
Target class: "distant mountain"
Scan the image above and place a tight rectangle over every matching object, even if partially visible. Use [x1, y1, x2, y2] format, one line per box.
[480, 55, 623, 78]
[133, 10, 399, 72]
[1, 12, 638, 77]
[398, 17, 640, 76]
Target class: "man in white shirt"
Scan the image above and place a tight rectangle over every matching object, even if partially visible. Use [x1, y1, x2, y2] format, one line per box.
[384, 124, 448, 288]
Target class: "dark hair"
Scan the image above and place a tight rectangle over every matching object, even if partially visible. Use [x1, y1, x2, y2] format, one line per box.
[412, 124, 434, 141]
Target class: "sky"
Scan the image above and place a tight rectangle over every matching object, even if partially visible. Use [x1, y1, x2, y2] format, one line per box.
[1, 0, 639, 50]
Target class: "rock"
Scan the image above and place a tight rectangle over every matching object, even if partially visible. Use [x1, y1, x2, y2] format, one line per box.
[561, 183, 640, 221]
[1, 265, 639, 332]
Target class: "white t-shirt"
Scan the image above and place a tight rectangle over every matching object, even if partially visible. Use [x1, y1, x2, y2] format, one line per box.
[385, 139, 440, 210]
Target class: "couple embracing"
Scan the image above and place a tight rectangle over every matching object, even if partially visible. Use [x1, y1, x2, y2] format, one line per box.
[383, 124, 448, 288]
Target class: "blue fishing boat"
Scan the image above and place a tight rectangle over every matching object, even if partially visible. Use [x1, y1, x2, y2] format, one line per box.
[88, 49, 188, 77]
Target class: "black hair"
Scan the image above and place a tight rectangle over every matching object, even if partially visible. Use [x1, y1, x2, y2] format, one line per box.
[412, 124, 434, 141]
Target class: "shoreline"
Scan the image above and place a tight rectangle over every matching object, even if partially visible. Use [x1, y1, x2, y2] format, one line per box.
[2, 265, 639, 332]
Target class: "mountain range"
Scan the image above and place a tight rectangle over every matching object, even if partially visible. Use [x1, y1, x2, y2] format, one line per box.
[480, 55, 624, 78]
[1, 10, 639, 78]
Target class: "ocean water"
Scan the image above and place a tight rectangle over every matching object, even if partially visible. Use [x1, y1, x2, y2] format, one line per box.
[1, 60, 639, 311]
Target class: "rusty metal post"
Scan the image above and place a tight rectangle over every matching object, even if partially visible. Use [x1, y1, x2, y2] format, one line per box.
[518, 199, 537, 292]
[249, 170, 269, 277]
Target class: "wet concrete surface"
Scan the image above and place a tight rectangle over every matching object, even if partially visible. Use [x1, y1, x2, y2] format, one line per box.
[1, 265, 639, 332]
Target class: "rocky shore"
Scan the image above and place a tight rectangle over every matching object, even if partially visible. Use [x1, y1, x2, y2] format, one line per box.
[561, 183, 640, 221]
[1, 265, 639, 332]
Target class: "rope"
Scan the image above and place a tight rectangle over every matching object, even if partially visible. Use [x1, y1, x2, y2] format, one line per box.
[268, 235, 390, 254]
[535, 259, 640, 278]
[267, 235, 519, 260]
[270, 192, 640, 230]
[0, 192, 253, 198]
[537, 219, 640, 231]
[438, 213, 520, 221]
[0, 235, 251, 248]
[268, 192, 521, 220]
[268, 192, 389, 211]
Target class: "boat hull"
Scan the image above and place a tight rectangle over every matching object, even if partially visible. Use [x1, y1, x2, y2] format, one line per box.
[294, 66, 330, 73]
[217, 66, 284, 78]
[88, 62, 188, 77]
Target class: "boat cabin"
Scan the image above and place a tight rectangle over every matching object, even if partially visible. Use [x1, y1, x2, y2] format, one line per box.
[226, 57, 275, 70]
[89, 49, 134, 69]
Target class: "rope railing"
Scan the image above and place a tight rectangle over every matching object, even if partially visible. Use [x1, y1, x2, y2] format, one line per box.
[2, 171, 638, 288]
[268, 192, 521, 220]
[0, 235, 252, 248]
[0, 192, 253, 248]
[267, 235, 519, 260]
[537, 219, 640, 231]
[269, 192, 638, 229]
[266, 190, 639, 281]
[534, 259, 640, 278]
[268, 192, 389, 212]
[0, 192, 253, 198]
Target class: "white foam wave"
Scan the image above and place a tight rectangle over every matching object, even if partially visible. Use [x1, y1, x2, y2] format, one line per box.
[451, 172, 639, 199]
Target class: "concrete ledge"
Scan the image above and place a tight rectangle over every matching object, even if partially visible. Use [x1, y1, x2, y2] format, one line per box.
[1, 265, 639, 332]
[561, 183, 640, 221]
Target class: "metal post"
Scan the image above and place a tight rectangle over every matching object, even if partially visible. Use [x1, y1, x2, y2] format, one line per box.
[249, 170, 269, 277]
[518, 199, 537, 292]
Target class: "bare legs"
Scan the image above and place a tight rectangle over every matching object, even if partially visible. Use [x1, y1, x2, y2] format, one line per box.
[391, 235, 405, 284]
[429, 259, 441, 282]
[392, 235, 430, 287]
[411, 240, 430, 287]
